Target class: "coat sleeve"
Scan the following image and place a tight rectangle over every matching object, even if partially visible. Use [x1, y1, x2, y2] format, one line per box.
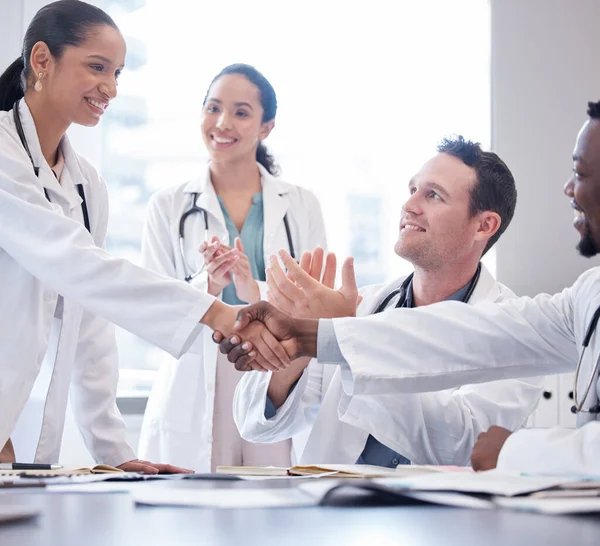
[497, 422, 600, 475]
[338, 377, 544, 465]
[233, 360, 325, 443]
[69, 178, 135, 467]
[0, 141, 214, 358]
[331, 285, 580, 396]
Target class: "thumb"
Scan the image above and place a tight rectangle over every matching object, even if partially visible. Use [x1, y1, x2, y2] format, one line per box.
[233, 302, 268, 331]
[340, 257, 358, 298]
[235, 237, 245, 253]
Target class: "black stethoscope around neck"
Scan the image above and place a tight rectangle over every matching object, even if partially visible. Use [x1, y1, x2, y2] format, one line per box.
[179, 191, 296, 283]
[374, 263, 482, 314]
[571, 304, 600, 414]
[13, 101, 90, 232]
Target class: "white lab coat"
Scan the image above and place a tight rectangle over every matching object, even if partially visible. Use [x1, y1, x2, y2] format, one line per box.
[138, 163, 327, 471]
[0, 100, 215, 465]
[328, 266, 600, 475]
[233, 265, 543, 465]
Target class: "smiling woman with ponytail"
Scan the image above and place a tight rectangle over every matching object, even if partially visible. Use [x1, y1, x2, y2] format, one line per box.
[0, 0, 267, 475]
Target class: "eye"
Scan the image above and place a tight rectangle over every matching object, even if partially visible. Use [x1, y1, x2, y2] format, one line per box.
[409, 187, 417, 195]
[90, 64, 105, 72]
[205, 104, 220, 114]
[235, 110, 249, 118]
[428, 191, 442, 200]
[115, 69, 122, 80]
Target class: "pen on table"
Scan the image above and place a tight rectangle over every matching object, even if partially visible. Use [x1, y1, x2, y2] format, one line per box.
[0, 463, 63, 470]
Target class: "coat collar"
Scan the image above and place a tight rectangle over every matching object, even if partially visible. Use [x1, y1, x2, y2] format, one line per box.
[181, 162, 291, 236]
[361, 263, 500, 316]
[17, 99, 89, 210]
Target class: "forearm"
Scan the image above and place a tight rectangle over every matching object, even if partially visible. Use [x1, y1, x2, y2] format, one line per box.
[0, 438, 15, 463]
[267, 357, 311, 408]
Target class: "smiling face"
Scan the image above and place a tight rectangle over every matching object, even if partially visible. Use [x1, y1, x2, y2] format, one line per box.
[564, 118, 600, 257]
[200, 73, 274, 164]
[395, 153, 491, 269]
[33, 24, 126, 127]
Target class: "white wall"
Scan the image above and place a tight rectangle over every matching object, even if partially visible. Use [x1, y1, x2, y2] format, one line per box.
[492, 0, 600, 296]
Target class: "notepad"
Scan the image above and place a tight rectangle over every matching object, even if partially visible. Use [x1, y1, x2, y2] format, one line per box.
[0, 464, 123, 477]
[216, 463, 443, 478]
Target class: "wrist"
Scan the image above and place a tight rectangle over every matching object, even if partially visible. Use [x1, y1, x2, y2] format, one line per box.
[200, 300, 238, 335]
[207, 278, 226, 297]
[294, 318, 319, 358]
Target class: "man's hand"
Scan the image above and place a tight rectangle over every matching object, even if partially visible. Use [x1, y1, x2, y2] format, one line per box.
[117, 459, 193, 474]
[470, 426, 513, 471]
[0, 438, 15, 463]
[266, 249, 360, 319]
[212, 301, 319, 371]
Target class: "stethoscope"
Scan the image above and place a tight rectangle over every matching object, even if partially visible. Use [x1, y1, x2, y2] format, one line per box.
[374, 263, 482, 314]
[179, 191, 296, 283]
[13, 101, 90, 232]
[571, 305, 600, 414]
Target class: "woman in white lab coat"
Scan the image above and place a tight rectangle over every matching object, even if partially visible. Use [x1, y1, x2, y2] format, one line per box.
[0, 1, 260, 470]
[138, 64, 327, 471]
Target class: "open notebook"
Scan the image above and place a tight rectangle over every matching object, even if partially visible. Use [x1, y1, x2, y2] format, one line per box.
[0, 464, 123, 477]
[216, 463, 445, 478]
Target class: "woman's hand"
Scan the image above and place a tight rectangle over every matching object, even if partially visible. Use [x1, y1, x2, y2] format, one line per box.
[230, 238, 260, 304]
[199, 236, 238, 296]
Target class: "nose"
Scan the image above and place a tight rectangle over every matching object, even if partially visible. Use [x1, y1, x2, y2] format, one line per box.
[216, 111, 233, 130]
[564, 175, 574, 198]
[98, 77, 117, 100]
[401, 190, 423, 215]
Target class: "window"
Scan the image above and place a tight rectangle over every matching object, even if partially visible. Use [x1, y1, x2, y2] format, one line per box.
[85, 0, 491, 393]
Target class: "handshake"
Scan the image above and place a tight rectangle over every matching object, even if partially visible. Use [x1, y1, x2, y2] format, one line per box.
[207, 247, 361, 372]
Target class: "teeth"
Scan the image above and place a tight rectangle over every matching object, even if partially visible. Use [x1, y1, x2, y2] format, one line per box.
[403, 224, 424, 231]
[213, 136, 235, 144]
[86, 98, 105, 110]
[574, 210, 585, 219]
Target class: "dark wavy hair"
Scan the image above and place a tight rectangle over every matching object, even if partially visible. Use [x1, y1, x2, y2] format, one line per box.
[0, 0, 118, 111]
[203, 63, 280, 176]
[437, 135, 517, 255]
[588, 101, 600, 119]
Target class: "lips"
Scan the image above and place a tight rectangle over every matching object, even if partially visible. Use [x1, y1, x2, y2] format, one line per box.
[400, 218, 426, 232]
[85, 97, 108, 114]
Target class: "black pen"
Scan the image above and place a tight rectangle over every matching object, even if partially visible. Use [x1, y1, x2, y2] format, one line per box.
[0, 463, 62, 470]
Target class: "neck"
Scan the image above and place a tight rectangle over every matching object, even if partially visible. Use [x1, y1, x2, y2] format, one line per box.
[209, 155, 262, 195]
[411, 257, 480, 307]
[24, 93, 68, 168]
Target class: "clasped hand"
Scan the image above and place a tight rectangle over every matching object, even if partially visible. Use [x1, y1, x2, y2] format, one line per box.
[212, 247, 361, 372]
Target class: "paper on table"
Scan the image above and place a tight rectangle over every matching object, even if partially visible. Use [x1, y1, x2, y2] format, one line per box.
[133, 486, 319, 509]
[495, 496, 600, 514]
[373, 469, 569, 497]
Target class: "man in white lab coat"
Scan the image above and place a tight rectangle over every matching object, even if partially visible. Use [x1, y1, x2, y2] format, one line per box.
[230, 136, 543, 467]
[221, 101, 600, 476]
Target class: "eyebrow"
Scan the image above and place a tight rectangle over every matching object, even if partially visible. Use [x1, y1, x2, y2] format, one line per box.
[205, 98, 254, 110]
[87, 54, 124, 69]
[408, 179, 451, 199]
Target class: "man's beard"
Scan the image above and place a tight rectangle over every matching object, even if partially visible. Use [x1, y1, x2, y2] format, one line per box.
[577, 223, 599, 257]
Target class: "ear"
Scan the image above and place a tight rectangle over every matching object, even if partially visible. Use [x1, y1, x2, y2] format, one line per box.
[473, 211, 501, 245]
[29, 41, 53, 78]
[259, 119, 275, 141]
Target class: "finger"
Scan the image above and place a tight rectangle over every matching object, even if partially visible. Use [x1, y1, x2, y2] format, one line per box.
[266, 290, 288, 314]
[244, 337, 281, 371]
[321, 252, 337, 288]
[208, 258, 237, 280]
[233, 302, 270, 331]
[309, 247, 324, 280]
[278, 250, 318, 291]
[266, 263, 300, 307]
[357, 295, 364, 307]
[235, 237, 245, 254]
[260, 328, 291, 367]
[234, 352, 268, 372]
[265, 285, 295, 315]
[340, 257, 358, 298]
[299, 251, 312, 274]
[201, 241, 222, 262]
[150, 463, 193, 474]
[218, 335, 241, 355]
[129, 462, 159, 475]
[206, 248, 238, 269]
[212, 330, 224, 343]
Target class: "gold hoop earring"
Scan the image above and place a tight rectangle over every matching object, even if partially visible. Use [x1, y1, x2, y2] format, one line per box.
[34, 73, 43, 92]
